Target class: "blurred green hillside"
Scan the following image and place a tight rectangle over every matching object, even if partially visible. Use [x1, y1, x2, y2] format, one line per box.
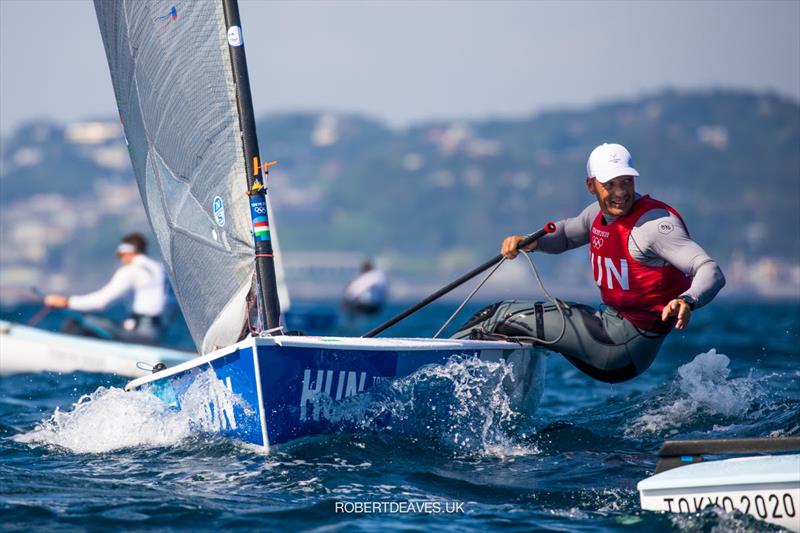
[1, 89, 798, 296]
[255, 90, 799, 273]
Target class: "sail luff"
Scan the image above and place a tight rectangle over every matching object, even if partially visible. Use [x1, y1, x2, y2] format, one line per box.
[94, 0, 275, 353]
[221, 0, 282, 331]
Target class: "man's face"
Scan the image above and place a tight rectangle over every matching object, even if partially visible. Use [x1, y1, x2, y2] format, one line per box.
[117, 252, 136, 265]
[586, 175, 636, 217]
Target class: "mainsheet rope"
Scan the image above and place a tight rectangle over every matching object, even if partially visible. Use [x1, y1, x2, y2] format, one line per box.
[433, 251, 568, 346]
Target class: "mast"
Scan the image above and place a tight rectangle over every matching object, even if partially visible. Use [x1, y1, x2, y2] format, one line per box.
[222, 0, 281, 332]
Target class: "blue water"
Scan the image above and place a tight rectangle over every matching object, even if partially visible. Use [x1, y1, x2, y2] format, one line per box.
[1, 301, 798, 532]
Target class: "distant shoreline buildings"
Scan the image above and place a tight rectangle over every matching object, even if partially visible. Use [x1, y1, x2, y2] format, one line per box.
[2, 90, 798, 305]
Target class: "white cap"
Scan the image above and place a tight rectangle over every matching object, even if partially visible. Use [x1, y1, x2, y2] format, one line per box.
[586, 143, 639, 183]
[116, 243, 137, 255]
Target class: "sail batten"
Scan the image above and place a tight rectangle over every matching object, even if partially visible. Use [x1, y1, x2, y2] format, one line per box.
[95, 0, 262, 353]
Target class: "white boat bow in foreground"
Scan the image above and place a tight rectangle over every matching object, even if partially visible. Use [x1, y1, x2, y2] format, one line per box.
[638, 437, 800, 531]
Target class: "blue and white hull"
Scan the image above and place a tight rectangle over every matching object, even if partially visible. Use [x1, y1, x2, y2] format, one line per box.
[125, 336, 546, 448]
[639, 454, 800, 531]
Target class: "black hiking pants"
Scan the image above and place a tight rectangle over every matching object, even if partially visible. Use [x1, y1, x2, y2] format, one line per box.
[453, 300, 666, 383]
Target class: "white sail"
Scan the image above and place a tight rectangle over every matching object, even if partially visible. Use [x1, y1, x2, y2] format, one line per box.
[94, 0, 280, 353]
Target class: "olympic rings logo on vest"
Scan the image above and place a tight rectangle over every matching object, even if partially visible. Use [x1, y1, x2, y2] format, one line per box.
[591, 236, 604, 249]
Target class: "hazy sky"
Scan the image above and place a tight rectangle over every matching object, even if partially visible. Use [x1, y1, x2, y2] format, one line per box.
[1, 0, 798, 134]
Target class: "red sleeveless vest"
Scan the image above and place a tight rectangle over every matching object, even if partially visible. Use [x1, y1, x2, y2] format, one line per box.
[589, 196, 692, 334]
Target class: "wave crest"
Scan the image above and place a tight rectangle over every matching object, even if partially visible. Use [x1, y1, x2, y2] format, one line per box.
[15, 369, 251, 453]
[625, 349, 763, 437]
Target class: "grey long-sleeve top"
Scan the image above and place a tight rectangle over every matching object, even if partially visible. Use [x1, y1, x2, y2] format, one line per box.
[535, 199, 725, 309]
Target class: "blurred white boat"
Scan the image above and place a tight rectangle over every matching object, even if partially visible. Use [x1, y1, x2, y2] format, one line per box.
[638, 437, 800, 531]
[0, 320, 195, 378]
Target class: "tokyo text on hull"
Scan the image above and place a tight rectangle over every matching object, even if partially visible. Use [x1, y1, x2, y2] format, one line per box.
[638, 438, 800, 531]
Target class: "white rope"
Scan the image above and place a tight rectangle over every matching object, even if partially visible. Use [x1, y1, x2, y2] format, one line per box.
[433, 251, 567, 345]
[512, 251, 567, 345]
[433, 258, 506, 338]
[260, 325, 285, 337]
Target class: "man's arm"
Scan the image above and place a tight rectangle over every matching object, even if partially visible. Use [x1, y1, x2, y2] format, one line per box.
[532, 203, 598, 254]
[501, 203, 597, 259]
[630, 212, 726, 309]
[68, 266, 136, 312]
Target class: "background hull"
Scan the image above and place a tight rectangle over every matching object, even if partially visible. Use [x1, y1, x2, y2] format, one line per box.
[0, 320, 194, 377]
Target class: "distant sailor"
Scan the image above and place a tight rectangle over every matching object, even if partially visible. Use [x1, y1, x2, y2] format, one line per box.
[343, 260, 389, 315]
[44, 233, 173, 345]
[455, 143, 725, 383]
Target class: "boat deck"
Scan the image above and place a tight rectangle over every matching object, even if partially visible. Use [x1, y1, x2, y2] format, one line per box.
[638, 453, 800, 491]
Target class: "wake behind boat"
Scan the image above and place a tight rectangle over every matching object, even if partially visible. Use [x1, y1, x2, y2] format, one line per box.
[0, 320, 194, 378]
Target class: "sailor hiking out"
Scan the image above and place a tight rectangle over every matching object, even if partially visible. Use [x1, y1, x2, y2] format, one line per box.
[454, 143, 725, 383]
[44, 233, 174, 345]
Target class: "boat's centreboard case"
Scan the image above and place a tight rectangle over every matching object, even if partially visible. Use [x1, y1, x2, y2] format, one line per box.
[126, 337, 546, 449]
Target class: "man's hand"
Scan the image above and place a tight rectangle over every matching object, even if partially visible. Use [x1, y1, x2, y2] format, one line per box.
[44, 294, 69, 308]
[661, 298, 692, 329]
[501, 235, 538, 259]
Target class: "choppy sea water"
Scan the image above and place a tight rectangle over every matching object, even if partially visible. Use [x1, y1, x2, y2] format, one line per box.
[1, 301, 798, 532]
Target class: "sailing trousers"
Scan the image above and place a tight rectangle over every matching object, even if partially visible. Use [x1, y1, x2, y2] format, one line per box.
[452, 300, 666, 383]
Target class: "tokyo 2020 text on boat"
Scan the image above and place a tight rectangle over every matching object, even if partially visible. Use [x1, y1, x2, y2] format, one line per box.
[638, 437, 800, 531]
[94, 0, 548, 449]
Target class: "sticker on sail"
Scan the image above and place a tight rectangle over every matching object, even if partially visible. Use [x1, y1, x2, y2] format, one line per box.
[213, 196, 226, 227]
[227, 26, 243, 47]
[154, 5, 178, 34]
[154, 6, 178, 23]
